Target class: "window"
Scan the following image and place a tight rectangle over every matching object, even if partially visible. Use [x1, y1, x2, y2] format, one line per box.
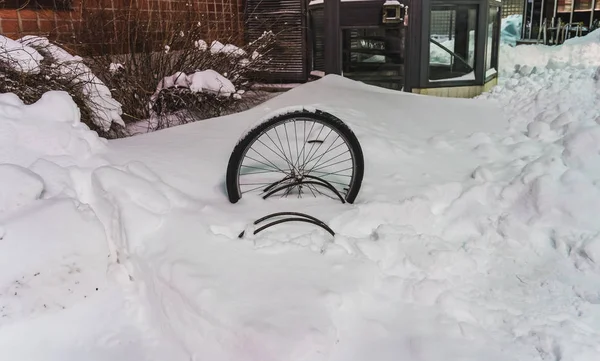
[341, 27, 404, 90]
[485, 6, 500, 75]
[0, 0, 72, 10]
[428, 5, 477, 82]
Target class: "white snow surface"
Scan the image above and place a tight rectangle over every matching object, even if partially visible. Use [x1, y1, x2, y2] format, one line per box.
[209, 40, 246, 57]
[2, 36, 600, 361]
[498, 29, 600, 78]
[187, 69, 236, 96]
[151, 70, 236, 104]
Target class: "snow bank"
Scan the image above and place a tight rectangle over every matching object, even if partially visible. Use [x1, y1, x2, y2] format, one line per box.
[4, 33, 600, 360]
[187, 70, 236, 96]
[0, 89, 179, 359]
[0, 35, 43, 74]
[0, 164, 44, 213]
[499, 28, 600, 77]
[0, 91, 106, 166]
[103, 71, 600, 360]
[209, 40, 246, 57]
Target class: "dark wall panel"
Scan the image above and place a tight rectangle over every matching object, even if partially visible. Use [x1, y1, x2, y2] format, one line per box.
[245, 0, 307, 83]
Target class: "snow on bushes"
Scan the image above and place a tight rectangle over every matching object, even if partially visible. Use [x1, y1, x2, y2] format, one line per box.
[17, 36, 124, 132]
[209, 40, 247, 57]
[0, 36, 43, 74]
[0, 34, 124, 137]
[153, 70, 238, 101]
[81, 29, 276, 133]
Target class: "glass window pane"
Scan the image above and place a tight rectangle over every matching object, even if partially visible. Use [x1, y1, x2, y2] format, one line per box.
[342, 27, 404, 90]
[429, 5, 477, 82]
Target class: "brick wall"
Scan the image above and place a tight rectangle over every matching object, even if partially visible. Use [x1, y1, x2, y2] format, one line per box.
[0, 0, 244, 52]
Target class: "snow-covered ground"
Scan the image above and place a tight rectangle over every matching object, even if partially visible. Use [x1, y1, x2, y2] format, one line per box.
[2, 32, 600, 361]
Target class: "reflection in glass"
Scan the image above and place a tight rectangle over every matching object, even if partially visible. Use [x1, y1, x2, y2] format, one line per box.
[429, 5, 477, 81]
[575, 0, 592, 10]
[341, 27, 404, 90]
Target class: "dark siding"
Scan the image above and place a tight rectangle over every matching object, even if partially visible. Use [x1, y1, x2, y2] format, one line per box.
[245, 0, 308, 83]
[339, 1, 385, 27]
[310, 7, 326, 72]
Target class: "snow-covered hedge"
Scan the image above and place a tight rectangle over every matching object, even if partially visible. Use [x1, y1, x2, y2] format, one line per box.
[0, 35, 124, 136]
[83, 31, 276, 132]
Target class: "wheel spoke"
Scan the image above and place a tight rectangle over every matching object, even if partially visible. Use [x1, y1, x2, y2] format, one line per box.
[304, 134, 340, 168]
[232, 114, 361, 204]
[308, 150, 350, 172]
[284, 122, 295, 171]
[295, 120, 315, 170]
[256, 138, 294, 169]
[262, 132, 294, 169]
[244, 153, 289, 175]
[305, 141, 347, 169]
[310, 158, 352, 173]
[302, 128, 334, 170]
[273, 126, 294, 172]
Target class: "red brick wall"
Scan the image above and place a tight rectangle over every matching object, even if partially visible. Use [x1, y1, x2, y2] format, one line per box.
[0, 0, 244, 51]
[0, 8, 76, 40]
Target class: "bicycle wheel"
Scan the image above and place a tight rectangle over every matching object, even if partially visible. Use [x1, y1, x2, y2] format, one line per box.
[226, 109, 364, 204]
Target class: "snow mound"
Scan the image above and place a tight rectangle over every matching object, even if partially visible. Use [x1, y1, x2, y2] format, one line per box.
[499, 28, 600, 77]
[0, 35, 43, 74]
[0, 164, 44, 213]
[151, 69, 237, 105]
[0, 91, 107, 166]
[209, 40, 246, 57]
[4, 34, 600, 359]
[187, 70, 236, 96]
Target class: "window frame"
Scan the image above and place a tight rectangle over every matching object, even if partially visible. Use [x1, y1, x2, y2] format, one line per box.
[424, 2, 480, 87]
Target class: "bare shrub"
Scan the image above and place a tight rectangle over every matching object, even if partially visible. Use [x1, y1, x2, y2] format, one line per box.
[71, 0, 279, 133]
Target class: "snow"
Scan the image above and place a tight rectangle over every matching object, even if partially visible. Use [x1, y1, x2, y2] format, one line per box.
[498, 29, 600, 78]
[109, 62, 124, 73]
[0, 164, 44, 213]
[150, 69, 236, 105]
[194, 39, 208, 51]
[501, 14, 523, 47]
[11, 35, 124, 132]
[2, 32, 600, 361]
[187, 69, 236, 96]
[209, 40, 246, 57]
[0, 35, 43, 74]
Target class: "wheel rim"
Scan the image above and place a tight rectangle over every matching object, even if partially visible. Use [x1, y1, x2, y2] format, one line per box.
[236, 116, 357, 201]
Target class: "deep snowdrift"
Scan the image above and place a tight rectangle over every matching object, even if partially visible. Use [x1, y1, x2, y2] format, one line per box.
[2, 35, 600, 361]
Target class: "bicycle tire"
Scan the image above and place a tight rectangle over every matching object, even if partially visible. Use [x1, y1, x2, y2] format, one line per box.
[225, 109, 364, 204]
